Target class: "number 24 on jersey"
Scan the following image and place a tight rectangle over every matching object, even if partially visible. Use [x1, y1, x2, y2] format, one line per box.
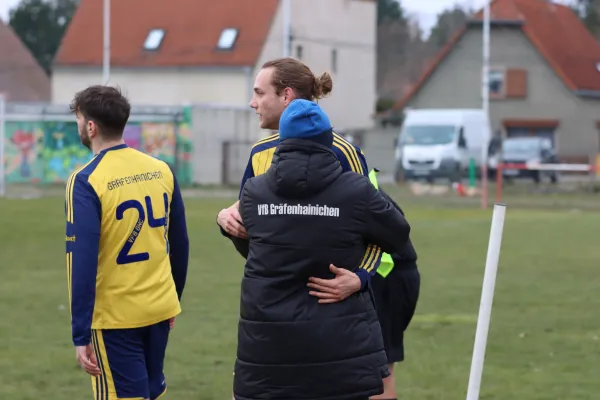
[115, 193, 169, 265]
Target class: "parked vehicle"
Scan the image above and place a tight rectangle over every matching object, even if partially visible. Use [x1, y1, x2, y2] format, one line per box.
[393, 109, 491, 183]
[488, 136, 559, 184]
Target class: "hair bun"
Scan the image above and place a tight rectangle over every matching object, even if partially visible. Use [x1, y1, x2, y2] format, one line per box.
[313, 72, 333, 100]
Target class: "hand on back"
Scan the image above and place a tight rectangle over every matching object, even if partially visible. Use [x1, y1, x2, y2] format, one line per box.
[307, 264, 362, 304]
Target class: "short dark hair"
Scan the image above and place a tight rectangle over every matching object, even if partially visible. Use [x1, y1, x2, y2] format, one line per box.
[69, 85, 131, 139]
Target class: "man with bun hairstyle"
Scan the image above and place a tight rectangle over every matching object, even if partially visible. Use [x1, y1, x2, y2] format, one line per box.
[218, 57, 381, 295]
[232, 97, 411, 400]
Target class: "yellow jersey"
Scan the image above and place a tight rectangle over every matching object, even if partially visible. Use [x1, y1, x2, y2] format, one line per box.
[65, 144, 189, 346]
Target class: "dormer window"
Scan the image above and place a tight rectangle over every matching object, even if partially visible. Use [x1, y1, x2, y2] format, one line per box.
[144, 29, 165, 51]
[217, 28, 238, 50]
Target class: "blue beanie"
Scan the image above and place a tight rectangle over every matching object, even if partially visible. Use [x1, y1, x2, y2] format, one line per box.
[279, 99, 332, 142]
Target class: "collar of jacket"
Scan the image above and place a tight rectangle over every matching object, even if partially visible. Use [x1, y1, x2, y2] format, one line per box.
[266, 138, 343, 198]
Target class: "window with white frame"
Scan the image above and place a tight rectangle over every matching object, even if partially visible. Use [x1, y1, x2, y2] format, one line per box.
[143, 29, 165, 51]
[488, 68, 505, 97]
[217, 28, 239, 50]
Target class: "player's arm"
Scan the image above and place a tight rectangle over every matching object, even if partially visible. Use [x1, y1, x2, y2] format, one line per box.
[362, 178, 411, 254]
[334, 139, 383, 290]
[168, 174, 189, 301]
[378, 187, 419, 264]
[353, 148, 389, 286]
[230, 184, 251, 259]
[216, 154, 253, 240]
[66, 174, 101, 347]
[238, 154, 254, 201]
[357, 149, 369, 176]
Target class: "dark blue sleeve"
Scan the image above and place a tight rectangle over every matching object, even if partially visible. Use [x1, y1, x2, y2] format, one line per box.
[357, 149, 369, 176]
[66, 174, 101, 347]
[238, 154, 254, 200]
[355, 269, 371, 290]
[331, 142, 382, 290]
[337, 155, 353, 174]
[355, 146, 382, 290]
[168, 175, 189, 301]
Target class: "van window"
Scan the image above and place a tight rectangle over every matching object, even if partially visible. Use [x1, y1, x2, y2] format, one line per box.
[400, 125, 456, 146]
[502, 137, 542, 158]
[458, 127, 467, 148]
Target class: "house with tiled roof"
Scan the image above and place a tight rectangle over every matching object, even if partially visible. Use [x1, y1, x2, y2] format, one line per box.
[0, 20, 50, 102]
[392, 0, 600, 162]
[51, 0, 377, 131]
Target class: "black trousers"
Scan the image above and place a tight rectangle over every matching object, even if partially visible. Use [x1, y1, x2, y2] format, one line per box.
[370, 264, 421, 364]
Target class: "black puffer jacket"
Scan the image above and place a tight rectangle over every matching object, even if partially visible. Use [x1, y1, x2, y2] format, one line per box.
[233, 139, 411, 400]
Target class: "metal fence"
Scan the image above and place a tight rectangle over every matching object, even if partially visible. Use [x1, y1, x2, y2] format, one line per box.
[0, 99, 195, 197]
[0, 98, 396, 196]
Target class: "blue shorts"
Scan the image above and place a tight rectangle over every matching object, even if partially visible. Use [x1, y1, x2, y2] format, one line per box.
[90, 319, 171, 400]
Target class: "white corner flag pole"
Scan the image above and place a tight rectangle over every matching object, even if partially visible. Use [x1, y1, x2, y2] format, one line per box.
[466, 203, 506, 400]
[0, 94, 6, 198]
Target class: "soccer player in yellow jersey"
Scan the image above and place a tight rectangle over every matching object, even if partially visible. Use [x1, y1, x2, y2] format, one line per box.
[65, 86, 189, 400]
[218, 58, 382, 295]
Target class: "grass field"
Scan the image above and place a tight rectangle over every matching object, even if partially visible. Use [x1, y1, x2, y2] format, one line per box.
[1, 187, 599, 399]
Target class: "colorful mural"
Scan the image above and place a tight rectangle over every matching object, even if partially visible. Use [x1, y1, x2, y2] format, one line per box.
[4, 122, 44, 183]
[141, 123, 176, 167]
[123, 124, 142, 150]
[2, 114, 194, 185]
[41, 121, 93, 183]
[176, 106, 194, 186]
[4, 121, 93, 183]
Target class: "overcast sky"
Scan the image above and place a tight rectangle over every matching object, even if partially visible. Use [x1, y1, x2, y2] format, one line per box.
[0, 0, 576, 36]
[0, 0, 19, 22]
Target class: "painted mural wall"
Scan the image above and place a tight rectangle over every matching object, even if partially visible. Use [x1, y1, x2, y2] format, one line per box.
[175, 106, 193, 185]
[3, 109, 193, 186]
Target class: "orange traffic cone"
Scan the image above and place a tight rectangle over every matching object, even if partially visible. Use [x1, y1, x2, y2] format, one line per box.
[453, 182, 467, 197]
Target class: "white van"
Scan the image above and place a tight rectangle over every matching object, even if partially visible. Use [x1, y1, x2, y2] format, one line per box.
[393, 108, 491, 182]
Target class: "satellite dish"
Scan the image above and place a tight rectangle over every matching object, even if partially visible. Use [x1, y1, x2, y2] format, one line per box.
[596, 63, 600, 73]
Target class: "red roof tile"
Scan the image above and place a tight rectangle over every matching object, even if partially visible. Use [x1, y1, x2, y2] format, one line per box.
[54, 0, 280, 68]
[393, 0, 600, 111]
[476, 0, 525, 21]
[0, 20, 50, 101]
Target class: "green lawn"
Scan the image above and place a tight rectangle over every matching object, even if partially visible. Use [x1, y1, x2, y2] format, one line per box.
[1, 190, 599, 399]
